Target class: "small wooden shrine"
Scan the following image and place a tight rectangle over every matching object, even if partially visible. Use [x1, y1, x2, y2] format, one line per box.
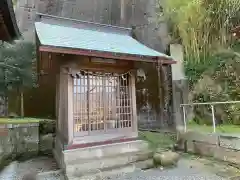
[35, 13, 175, 151]
[0, 0, 20, 41]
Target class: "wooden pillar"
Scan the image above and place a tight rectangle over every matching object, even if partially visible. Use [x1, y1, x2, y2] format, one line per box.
[130, 72, 138, 135]
[157, 60, 164, 128]
[56, 74, 60, 132]
[67, 74, 74, 144]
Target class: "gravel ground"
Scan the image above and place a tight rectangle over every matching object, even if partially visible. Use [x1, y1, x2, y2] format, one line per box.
[102, 158, 228, 180]
[0, 156, 59, 180]
[103, 167, 226, 180]
[0, 156, 238, 180]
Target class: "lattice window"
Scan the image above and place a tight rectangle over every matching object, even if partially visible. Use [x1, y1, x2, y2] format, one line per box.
[73, 71, 132, 136]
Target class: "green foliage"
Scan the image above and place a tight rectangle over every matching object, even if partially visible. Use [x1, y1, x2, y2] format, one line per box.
[139, 131, 176, 150]
[191, 43, 240, 124]
[0, 41, 36, 91]
[0, 41, 37, 91]
[161, 0, 240, 125]
[0, 41, 37, 116]
[163, 0, 240, 63]
[39, 119, 56, 135]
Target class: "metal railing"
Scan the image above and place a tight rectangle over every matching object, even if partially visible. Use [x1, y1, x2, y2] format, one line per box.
[180, 101, 240, 133]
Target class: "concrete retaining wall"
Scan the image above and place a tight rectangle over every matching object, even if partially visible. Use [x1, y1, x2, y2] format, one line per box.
[0, 123, 39, 159]
[178, 131, 240, 165]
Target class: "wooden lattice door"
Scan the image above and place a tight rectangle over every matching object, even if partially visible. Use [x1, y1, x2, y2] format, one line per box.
[73, 71, 133, 136]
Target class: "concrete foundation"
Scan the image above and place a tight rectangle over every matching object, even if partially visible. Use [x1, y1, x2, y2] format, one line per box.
[178, 131, 240, 166]
[53, 138, 150, 179]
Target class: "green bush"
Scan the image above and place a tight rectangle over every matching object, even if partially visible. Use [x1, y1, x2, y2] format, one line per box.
[39, 119, 56, 135]
[189, 43, 240, 125]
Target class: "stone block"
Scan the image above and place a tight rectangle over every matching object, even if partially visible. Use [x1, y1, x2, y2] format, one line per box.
[58, 140, 149, 180]
[63, 140, 148, 164]
[135, 159, 154, 170]
[25, 141, 39, 152]
[65, 151, 147, 175]
[16, 141, 26, 154]
[190, 141, 216, 157]
[68, 164, 136, 180]
[186, 141, 194, 153]
[39, 134, 54, 152]
[219, 135, 240, 150]
[179, 131, 218, 145]
[24, 126, 39, 142]
[36, 170, 64, 180]
[214, 147, 240, 164]
[153, 151, 180, 167]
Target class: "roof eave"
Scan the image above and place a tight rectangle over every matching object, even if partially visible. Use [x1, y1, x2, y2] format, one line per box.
[2, 0, 21, 42]
[39, 45, 176, 65]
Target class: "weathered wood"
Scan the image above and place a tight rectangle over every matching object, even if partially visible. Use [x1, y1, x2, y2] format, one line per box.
[39, 46, 175, 64]
[130, 72, 138, 134]
[67, 72, 73, 144]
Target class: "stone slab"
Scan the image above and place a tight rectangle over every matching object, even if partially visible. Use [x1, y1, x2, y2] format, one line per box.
[180, 132, 240, 166]
[179, 131, 218, 145]
[67, 164, 137, 180]
[187, 141, 216, 157]
[219, 135, 240, 150]
[214, 147, 240, 165]
[65, 151, 147, 175]
[36, 170, 65, 180]
[63, 140, 149, 163]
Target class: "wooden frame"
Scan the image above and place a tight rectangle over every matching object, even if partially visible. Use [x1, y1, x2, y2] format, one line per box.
[39, 46, 176, 65]
[72, 71, 133, 136]
[56, 57, 139, 146]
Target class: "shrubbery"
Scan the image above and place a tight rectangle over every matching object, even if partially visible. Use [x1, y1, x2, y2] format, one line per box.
[39, 119, 56, 135]
[188, 43, 240, 125]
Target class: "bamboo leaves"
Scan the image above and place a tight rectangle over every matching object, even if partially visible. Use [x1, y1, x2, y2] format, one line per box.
[162, 0, 240, 64]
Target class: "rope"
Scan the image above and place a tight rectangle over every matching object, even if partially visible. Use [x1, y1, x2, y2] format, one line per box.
[70, 69, 133, 78]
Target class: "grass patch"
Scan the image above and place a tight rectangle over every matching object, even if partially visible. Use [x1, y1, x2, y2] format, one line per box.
[139, 131, 176, 150]
[188, 123, 240, 134]
[0, 118, 54, 124]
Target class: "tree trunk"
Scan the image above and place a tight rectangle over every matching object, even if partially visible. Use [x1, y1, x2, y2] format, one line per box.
[20, 90, 24, 117]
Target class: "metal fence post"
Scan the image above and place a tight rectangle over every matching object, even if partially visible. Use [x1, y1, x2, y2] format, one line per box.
[182, 106, 187, 132]
[211, 105, 216, 133]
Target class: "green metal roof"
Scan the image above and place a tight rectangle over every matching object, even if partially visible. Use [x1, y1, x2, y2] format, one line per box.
[35, 19, 171, 59]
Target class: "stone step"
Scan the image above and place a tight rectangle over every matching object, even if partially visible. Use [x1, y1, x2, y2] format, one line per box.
[135, 159, 154, 170]
[66, 163, 140, 180]
[64, 150, 152, 176]
[63, 140, 148, 164]
[65, 149, 153, 166]
[36, 170, 65, 180]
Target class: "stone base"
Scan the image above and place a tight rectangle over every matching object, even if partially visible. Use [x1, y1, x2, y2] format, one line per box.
[53, 138, 150, 180]
[177, 131, 240, 166]
[36, 170, 65, 180]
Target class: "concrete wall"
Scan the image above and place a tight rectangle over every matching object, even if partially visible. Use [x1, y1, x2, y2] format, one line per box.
[178, 131, 240, 165]
[0, 122, 56, 164]
[0, 123, 39, 159]
[170, 44, 189, 131]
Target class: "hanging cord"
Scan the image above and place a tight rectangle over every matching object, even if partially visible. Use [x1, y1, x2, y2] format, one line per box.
[71, 69, 133, 93]
[70, 69, 133, 78]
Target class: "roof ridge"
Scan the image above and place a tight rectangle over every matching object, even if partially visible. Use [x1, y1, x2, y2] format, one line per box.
[36, 13, 131, 31]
